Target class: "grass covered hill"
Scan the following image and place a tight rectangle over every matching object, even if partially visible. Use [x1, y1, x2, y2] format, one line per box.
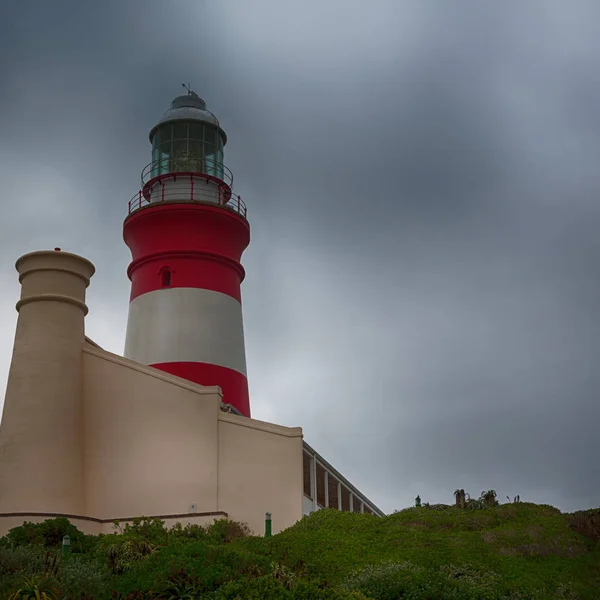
[1, 502, 599, 599]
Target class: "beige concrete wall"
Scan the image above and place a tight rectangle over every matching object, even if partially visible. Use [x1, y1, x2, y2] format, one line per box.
[0, 250, 366, 540]
[82, 347, 222, 520]
[217, 413, 304, 535]
[0, 250, 94, 515]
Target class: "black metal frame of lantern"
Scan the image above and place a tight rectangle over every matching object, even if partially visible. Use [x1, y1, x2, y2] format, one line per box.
[147, 119, 230, 184]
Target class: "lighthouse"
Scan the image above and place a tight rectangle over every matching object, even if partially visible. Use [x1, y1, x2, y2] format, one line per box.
[123, 88, 251, 417]
[0, 86, 385, 537]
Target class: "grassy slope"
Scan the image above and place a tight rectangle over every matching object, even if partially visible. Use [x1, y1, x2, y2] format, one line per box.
[2, 504, 599, 598]
[236, 503, 600, 598]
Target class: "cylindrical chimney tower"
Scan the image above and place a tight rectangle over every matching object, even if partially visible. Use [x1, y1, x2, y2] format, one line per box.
[123, 90, 251, 417]
[0, 249, 95, 514]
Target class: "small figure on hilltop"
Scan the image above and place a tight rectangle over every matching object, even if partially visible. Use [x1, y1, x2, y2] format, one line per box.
[415, 495, 421, 508]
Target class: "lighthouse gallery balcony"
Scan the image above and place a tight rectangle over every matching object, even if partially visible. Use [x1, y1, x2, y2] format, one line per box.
[127, 157, 248, 219]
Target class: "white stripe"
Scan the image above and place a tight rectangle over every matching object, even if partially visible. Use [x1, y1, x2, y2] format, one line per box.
[124, 287, 247, 375]
[148, 176, 221, 205]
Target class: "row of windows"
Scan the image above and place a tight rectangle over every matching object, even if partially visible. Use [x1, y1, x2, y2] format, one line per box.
[151, 122, 224, 148]
[150, 122, 226, 180]
[303, 452, 375, 515]
[150, 151, 225, 179]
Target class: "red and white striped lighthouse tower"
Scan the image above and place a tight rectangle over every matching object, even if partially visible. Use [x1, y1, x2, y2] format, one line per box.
[123, 88, 251, 417]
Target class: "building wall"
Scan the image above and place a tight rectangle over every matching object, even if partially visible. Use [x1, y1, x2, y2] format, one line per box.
[0, 250, 379, 538]
[1, 338, 378, 537]
[217, 412, 304, 535]
[83, 345, 305, 535]
[82, 347, 222, 519]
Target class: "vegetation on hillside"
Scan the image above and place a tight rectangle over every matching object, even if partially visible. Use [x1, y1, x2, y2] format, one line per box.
[1, 496, 599, 599]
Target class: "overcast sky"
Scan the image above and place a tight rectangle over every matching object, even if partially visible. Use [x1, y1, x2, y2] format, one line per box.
[1, 0, 599, 514]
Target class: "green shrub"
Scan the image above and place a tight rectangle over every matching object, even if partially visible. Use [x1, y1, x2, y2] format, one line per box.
[204, 518, 253, 544]
[567, 508, 600, 542]
[339, 560, 582, 600]
[341, 560, 428, 600]
[168, 523, 211, 543]
[0, 544, 46, 576]
[154, 568, 205, 599]
[4, 518, 94, 553]
[7, 574, 61, 600]
[103, 538, 158, 574]
[116, 518, 169, 545]
[215, 572, 364, 599]
[112, 538, 270, 596]
[57, 554, 112, 599]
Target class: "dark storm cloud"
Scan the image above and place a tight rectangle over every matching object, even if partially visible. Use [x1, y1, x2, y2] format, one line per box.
[1, 0, 599, 514]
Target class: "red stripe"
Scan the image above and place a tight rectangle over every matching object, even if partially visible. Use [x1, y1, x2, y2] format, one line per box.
[151, 361, 250, 418]
[129, 252, 244, 302]
[124, 203, 250, 302]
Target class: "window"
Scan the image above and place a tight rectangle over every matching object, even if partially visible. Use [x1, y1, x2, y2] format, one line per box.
[171, 139, 189, 172]
[204, 126, 218, 146]
[161, 268, 172, 287]
[150, 121, 227, 182]
[303, 453, 312, 499]
[341, 486, 350, 512]
[189, 122, 204, 141]
[328, 475, 339, 509]
[316, 463, 326, 507]
[204, 144, 218, 176]
[173, 122, 188, 140]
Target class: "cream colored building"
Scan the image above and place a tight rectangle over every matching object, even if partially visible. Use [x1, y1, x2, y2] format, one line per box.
[0, 249, 383, 537]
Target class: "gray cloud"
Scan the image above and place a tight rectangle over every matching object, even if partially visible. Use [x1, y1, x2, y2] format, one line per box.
[1, 0, 599, 514]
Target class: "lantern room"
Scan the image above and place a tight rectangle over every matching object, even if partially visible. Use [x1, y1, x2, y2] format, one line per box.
[146, 91, 230, 185]
[127, 88, 246, 216]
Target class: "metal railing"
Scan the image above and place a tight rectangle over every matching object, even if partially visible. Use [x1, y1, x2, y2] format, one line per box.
[127, 175, 247, 219]
[141, 157, 234, 188]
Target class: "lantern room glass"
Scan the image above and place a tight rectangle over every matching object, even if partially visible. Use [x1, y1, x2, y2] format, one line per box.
[150, 122, 225, 179]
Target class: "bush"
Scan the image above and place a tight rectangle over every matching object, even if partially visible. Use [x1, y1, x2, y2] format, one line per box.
[116, 518, 169, 546]
[112, 538, 270, 596]
[168, 522, 211, 543]
[0, 545, 46, 576]
[4, 518, 93, 553]
[204, 518, 253, 544]
[101, 537, 159, 575]
[56, 555, 112, 599]
[341, 560, 427, 600]
[567, 509, 600, 542]
[215, 571, 366, 599]
[341, 561, 529, 600]
[7, 574, 61, 600]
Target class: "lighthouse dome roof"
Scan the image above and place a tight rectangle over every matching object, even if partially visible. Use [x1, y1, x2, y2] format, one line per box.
[149, 93, 226, 142]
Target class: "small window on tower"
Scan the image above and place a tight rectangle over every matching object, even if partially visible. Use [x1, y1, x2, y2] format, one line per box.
[161, 268, 172, 287]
